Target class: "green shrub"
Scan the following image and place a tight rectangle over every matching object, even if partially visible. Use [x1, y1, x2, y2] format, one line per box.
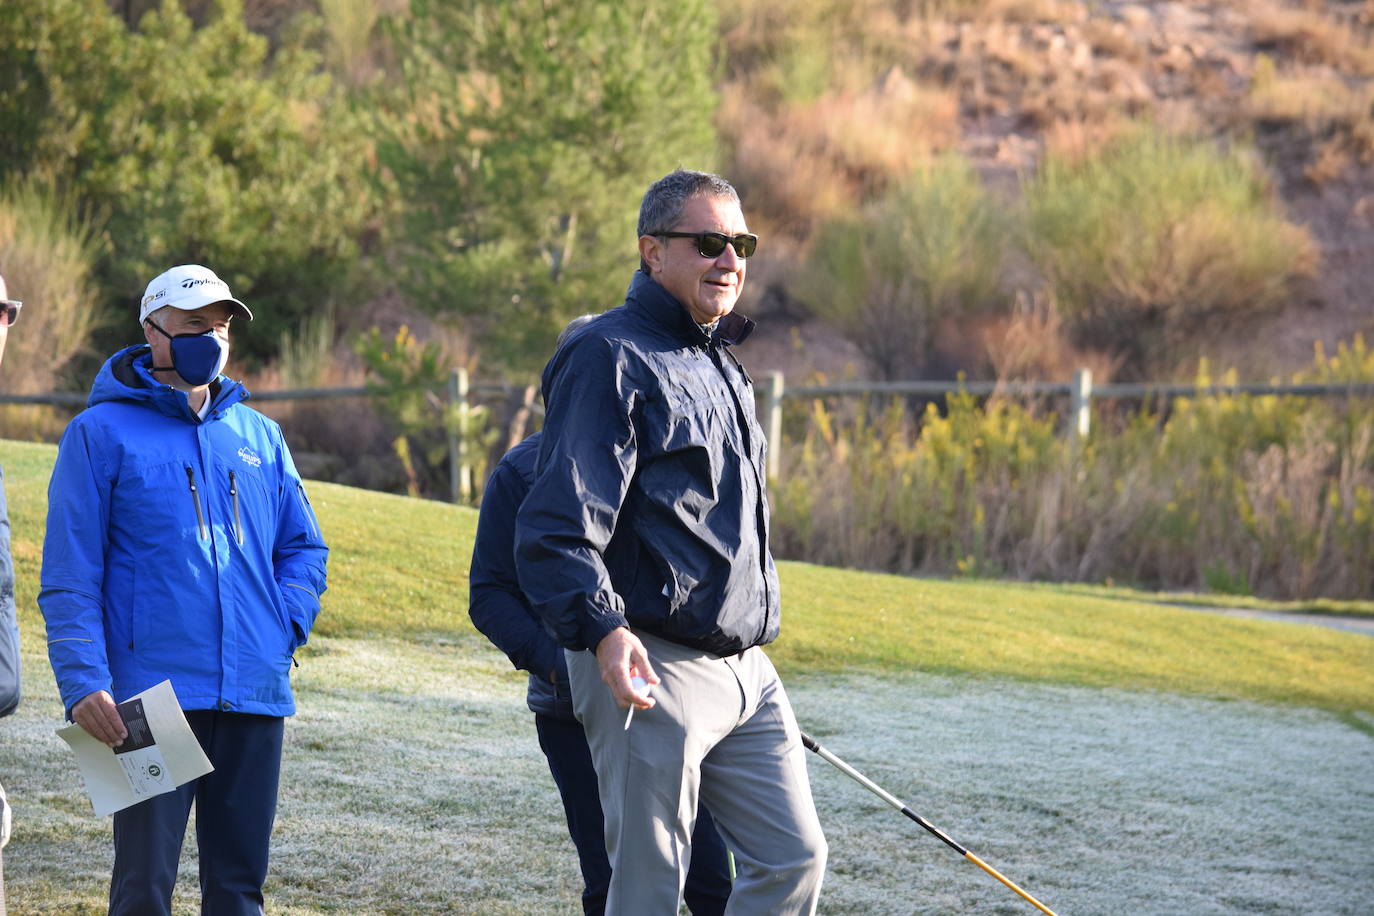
[797, 155, 1009, 379]
[0, 0, 379, 363]
[1023, 128, 1317, 378]
[375, 0, 719, 372]
[354, 325, 496, 501]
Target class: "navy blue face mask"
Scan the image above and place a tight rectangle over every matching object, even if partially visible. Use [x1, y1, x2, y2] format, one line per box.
[146, 319, 229, 386]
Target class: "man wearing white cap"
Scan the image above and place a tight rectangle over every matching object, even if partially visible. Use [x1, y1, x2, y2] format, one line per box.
[39, 265, 328, 916]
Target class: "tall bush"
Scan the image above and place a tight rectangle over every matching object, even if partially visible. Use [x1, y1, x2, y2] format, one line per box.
[375, 0, 720, 372]
[770, 347, 1374, 600]
[0, 0, 379, 362]
[354, 326, 497, 501]
[0, 181, 103, 397]
[773, 392, 1062, 576]
[1023, 128, 1317, 378]
[797, 155, 1008, 379]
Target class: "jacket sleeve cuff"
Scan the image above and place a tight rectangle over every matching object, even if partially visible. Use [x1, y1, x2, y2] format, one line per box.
[581, 612, 629, 653]
[61, 680, 112, 722]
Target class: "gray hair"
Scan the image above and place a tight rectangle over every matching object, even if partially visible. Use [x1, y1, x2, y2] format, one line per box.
[637, 169, 740, 271]
[555, 313, 598, 350]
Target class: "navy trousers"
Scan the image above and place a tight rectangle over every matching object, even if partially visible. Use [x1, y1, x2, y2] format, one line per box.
[110, 711, 284, 916]
[536, 714, 733, 916]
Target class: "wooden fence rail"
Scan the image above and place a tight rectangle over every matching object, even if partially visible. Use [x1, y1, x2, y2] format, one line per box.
[6, 369, 1374, 502]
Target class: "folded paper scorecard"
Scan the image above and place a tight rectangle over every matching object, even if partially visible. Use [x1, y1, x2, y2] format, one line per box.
[57, 680, 214, 816]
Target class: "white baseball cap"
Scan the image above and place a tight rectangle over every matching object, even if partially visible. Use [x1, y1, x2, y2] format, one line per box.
[139, 264, 253, 325]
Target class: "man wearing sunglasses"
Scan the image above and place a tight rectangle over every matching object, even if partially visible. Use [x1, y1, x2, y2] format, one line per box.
[471, 318, 734, 916]
[516, 170, 827, 914]
[39, 264, 328, 916]
[0, 273, 21, 913]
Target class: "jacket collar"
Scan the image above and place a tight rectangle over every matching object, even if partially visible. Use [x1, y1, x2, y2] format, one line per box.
[90, 344, 247, 422]
[626, 271, 755, 348]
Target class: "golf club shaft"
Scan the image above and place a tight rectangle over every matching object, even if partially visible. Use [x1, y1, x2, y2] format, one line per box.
[800, 731, 1060, 916]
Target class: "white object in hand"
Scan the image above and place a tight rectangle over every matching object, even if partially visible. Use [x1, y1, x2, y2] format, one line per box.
[623, 675, 651, 730]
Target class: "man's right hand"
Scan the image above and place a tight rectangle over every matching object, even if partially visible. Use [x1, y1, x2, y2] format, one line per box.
[595, 627, 659, 710]
[73, 690, 127, 748]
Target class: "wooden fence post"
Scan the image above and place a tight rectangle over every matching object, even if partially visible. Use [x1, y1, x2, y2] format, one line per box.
[1071, 367, 1093, 439]
[765, 371, 784, 480]
[448, 368, 471, 503]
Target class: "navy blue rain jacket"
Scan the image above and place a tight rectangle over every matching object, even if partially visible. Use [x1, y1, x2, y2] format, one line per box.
[514, 272, 780, 657]
[468, 433, 572, 720]
[39, 345, 328, 717]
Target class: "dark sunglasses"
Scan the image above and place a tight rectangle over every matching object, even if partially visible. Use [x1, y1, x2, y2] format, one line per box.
[657, 231, 758, 260]
[0, 299, 19, 327]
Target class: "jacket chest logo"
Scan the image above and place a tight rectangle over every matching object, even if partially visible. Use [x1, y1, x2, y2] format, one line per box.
[237, 447, 262, 468]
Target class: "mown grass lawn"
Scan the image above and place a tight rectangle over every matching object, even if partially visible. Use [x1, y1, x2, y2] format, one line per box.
[8, 437, 1373, 713]
[3, 438, 1373, 914]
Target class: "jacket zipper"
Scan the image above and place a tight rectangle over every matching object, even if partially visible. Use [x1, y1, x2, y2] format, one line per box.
[185, 467, 208, 540]
[708, 342, 754, 459]
[708, 342, 774, 644]
[229, 471, 244, 545]
[295, 482, 318, 538]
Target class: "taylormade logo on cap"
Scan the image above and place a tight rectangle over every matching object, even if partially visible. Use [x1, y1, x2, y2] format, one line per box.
[179, 276, 229, 291]
[138, 265, 253, 325]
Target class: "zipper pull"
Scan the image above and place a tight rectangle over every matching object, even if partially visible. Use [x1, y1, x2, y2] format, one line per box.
[184, 467, 208, 540]
[228, 470, 244, 545]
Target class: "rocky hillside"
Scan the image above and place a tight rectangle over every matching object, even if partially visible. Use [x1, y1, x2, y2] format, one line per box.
[719, 0, 1374, 382]
[111, 0, 1374, 383]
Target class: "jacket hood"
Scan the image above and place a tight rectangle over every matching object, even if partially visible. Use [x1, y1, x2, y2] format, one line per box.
[88, 344, 247, 421]
[627, 271, 755, 347]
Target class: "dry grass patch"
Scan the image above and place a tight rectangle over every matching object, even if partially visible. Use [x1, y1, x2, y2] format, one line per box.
[913, 0, 1083, 25]
[922, 12, 1162, 130]
[980, 291, 1123, 383]
[1081, 15, 1148, 64]
[720, 95, 856, 235]
[1039, 114, 1142, 164]
[1244, 56, 1374, 179]
[0, 181, 106, 441]
[0, 183, 103, 396]
[720, 73, 959, 236]
[1247, 59, 1374, 129]
[1245, 0, 1374, 75]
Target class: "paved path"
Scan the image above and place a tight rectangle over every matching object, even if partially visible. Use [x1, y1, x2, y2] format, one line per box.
[1174, 604, 1374, 636]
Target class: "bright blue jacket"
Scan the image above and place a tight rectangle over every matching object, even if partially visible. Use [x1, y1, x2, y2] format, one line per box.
[39, 345, 328, 718]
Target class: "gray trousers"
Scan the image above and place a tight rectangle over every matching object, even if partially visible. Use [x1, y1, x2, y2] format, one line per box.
[567, 630, 827, 915]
